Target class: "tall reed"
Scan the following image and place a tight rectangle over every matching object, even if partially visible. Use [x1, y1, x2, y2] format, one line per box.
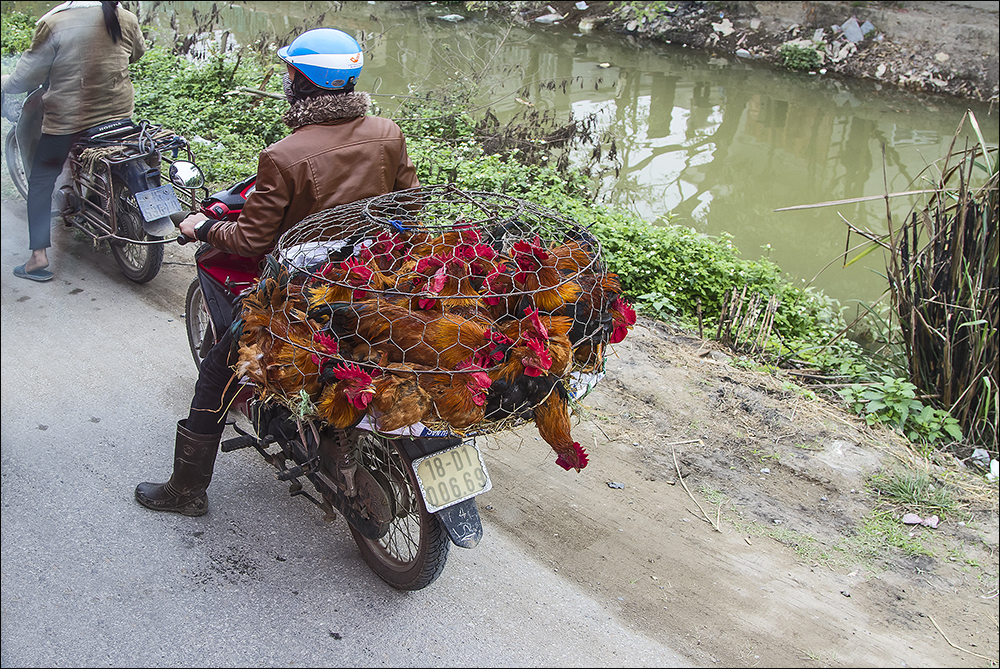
[886, 112, 998, 449]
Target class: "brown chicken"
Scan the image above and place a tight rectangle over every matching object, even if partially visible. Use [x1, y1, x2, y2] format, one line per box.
[238, 271, 323, 397]
[369, 362, 434, 432]
[355, 230, 409, 273]
[550, 238, 601, 275]
[418, 364, 493, 429]
[404, 221, 482, 261]
[318, 298, 498, 371]
[306, 256, 392, 306]
[315, 362, 377, 428]
[495, 307, 574, 377]
[510, 236, 582, 312]
[532, 380, 589, 472]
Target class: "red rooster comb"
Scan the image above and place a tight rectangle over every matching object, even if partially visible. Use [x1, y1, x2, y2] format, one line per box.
[333, 363, 375, 409]
[415, 253, 446, 275]
[524, 307, 549, 341]
[310, 332, 339, 366]
[522, 336, 553, 377]
[555, 442, 589, 472]
[609, 297, 637, 344]
[313, 332, 339, 354]
[512, 238, 549, 271]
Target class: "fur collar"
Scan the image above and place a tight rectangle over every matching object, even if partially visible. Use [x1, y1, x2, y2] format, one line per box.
[282, 91, 372, 129]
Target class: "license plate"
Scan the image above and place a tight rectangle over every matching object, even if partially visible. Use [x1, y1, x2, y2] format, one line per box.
[412, 440, 492, 513]
[135, 184, 182, 222]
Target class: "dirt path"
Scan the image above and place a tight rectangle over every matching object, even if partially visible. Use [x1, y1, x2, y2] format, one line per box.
[475, 315, 999, 667]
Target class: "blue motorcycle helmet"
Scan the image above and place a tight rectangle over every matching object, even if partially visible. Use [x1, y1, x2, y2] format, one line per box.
[278, 28, 363, 90]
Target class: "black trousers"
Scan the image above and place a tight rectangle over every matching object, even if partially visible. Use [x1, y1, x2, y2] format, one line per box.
[186, 327, 239, 435]
[26, 132, 77, 251]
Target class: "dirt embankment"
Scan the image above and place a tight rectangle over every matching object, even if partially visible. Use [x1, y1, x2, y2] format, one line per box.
[515, 1, 999, 103]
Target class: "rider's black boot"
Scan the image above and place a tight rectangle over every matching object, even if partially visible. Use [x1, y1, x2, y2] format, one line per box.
[135, 420, 222, 516]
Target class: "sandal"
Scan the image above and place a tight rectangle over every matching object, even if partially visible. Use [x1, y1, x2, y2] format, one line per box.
[13, 264, 54, 282]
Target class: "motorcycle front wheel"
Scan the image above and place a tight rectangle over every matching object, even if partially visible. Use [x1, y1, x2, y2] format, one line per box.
[5, 127, 29, 199]
[109, 175, 163, 283]
[185, 278, 215, 371]
[349, 432, 450, 591]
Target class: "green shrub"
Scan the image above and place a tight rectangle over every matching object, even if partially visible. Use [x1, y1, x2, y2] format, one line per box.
[130, 47, 289, 188]
[1, 10, 35, 57]
[779, 43, 822, 71]
[838, 377, 964, 445]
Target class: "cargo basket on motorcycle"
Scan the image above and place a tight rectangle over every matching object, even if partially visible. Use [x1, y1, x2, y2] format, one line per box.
[68, 120, 203, 230]
[237, 184, 636, 471]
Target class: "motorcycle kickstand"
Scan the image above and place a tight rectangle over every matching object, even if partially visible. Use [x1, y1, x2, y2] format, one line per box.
[288, 480, 338, 522]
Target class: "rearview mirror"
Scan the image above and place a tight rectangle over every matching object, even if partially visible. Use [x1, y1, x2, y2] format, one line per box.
[169, 161, 205, 189]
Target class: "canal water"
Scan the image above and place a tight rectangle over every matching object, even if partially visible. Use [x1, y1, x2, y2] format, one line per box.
[14, 0, 997, 308]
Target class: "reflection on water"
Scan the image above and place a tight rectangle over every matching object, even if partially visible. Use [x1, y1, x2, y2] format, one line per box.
[15, 0, 997, 307]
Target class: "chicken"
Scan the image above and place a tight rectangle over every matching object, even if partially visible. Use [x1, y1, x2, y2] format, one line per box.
[315, 362, 377, 428]
[369, 362, 434, 432]
[259, 315, 324, 397]
[306, 256, 392, 306]
[483, 367, 556, 423]
[419, 364, 493, 429]
[510, 236, 582, 312]
[495, 307, 574, 378]
[314, 298, 498, 371]
[405, 220, 481, 261]
[609, 296, 637, 344]
[555, 271, 627, 366]
[356, 230, 408, 273]
[532, 380, 589, 472]
[237, 269, 323, 397]
[397, 242, 500, 318]
[482, 326, 558, 423]
[549, 238, 602, 275]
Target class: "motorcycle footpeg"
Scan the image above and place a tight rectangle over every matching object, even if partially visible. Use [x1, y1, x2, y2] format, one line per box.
[277, 463, 309, 481]
[221, 434, 257, 452]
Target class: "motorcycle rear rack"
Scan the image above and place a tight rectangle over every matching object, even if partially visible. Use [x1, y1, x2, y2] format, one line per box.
[63, 135, 205, 243]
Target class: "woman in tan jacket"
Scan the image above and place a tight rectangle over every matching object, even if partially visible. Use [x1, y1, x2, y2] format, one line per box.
[135, 28, 419, 516]
[1, 1, 145, 281]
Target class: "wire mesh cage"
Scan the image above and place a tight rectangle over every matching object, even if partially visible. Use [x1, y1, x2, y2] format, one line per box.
[237, 184, 636, 469]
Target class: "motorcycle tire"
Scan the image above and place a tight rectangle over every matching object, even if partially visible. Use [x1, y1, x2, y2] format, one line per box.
[109, 175, 164, 283]
[5, 127, 29, 200]
[349, 432, 450, 591]
[185, 278, 216, 371]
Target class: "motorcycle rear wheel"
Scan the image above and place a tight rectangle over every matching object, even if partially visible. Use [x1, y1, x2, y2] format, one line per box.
[109, 175, 163, 283]
[349, 432, 450, 591]
[185, 278, 216, 371]
[5, 128, 29, 199]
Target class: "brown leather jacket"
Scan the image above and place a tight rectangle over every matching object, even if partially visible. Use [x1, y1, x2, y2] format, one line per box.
[1, 3, 145, 135]
[206, 92, 419, 257]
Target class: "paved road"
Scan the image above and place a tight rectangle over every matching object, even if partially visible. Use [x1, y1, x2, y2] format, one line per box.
[0, 196, 686, 667]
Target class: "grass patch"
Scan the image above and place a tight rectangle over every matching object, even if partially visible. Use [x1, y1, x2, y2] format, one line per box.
[846, 509, 934, 563]
[768, 526, 841, 567]
[868, 469, 956, 516]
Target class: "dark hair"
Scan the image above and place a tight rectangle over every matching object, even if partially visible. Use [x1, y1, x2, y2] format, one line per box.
[290, 68, 354, 101]
[101, 1, 123, 43]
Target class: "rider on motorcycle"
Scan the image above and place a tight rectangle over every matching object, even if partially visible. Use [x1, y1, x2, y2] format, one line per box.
[135, 28, 420, 516]
[1, 1, 145, 282]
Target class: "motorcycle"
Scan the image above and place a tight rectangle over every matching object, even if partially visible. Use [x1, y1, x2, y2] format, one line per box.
[180, 179, 488, 591]
[2, 87, 205, 283]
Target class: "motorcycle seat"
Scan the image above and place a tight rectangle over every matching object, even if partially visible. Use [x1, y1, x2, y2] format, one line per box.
[80, 118, 139, 141]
